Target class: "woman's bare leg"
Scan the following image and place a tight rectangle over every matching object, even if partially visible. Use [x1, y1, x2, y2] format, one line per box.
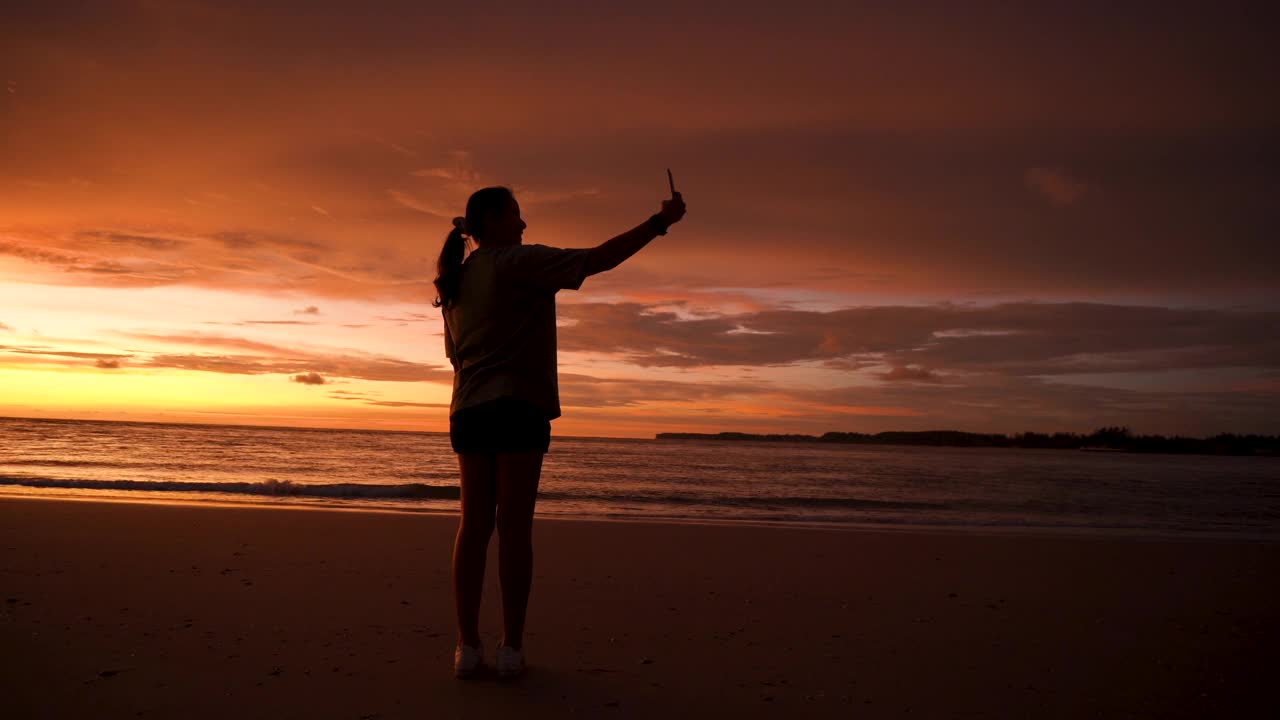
[453, 453, 497, 648]
[495, 450, 544, 651]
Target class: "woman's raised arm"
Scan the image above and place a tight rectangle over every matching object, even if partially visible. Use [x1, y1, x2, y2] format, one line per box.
[583, 193, 686, 277]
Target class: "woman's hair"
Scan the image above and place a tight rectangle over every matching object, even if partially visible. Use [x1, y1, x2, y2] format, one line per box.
[433, 186, 515, 309]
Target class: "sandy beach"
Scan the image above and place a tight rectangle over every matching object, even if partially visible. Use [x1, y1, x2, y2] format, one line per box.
[1, 497, 1276, 718]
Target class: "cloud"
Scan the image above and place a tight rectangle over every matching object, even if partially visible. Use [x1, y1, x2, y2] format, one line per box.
[352, 130, 420, 158]
[1, 343, 132, 363]
[5, 3, 1279, 310]
[134, 351, 447, 382]
[362, 400, 449, 408]
[237, 320, 318, 326]
[1025, 167, 1088, 206]
[327, 390, 381, 399]
[0, 230, 342, 292]
[294, 305, 320, 315]
[810, 373, 1277, 435]
[291, 372, 326, 385]
[411, 150, 482, 188]
[557, 301, 1280, 379]
[6, 122, 1276, 305]
[208, 231, 325, 252]
[558, 372, 766, 408]
[553, 365, 1276, 435]
[76, 230, 188, 250]
[558, 301, 940, 367]
[375, 312, 434, 323]
[897, 304, 1280, 377]
[880, 365, 938, 382]
[109, 331, 452, 382]
[324, 390, 446, 409]
[95, 358, 121, 369]
[108, 227, 437, 302]
[387, 189, 452, 217]
[0, 240, 133, 276]
[0, 321, 10, 331]
[118, 331, 292, 356]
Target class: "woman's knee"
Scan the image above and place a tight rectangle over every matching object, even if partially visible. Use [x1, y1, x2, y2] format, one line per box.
[495, 511, 533, 541]
[457, 518, 495, 544]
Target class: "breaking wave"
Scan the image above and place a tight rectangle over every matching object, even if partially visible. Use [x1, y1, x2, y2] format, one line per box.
[0, 476, 459, 500]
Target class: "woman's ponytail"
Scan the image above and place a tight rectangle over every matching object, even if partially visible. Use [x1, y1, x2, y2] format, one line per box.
[432, 225, 468, 308]
[431, 186, 514, 309]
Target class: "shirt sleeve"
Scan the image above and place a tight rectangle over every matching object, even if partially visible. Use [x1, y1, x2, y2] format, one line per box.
[511, 244, 592, 292]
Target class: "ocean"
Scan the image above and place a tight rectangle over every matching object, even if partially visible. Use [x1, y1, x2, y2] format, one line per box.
[1, 416, 1277, 539]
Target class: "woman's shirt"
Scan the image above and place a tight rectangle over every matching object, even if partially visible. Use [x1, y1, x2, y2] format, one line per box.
[443, 243, 591, 420]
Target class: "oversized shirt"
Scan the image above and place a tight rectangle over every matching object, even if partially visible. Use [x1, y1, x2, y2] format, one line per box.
[443, 243, 591, 420]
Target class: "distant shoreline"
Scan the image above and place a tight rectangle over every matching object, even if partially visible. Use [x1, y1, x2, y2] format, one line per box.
[655, 429, 1280, 457]
[1, 416, 1274, 456]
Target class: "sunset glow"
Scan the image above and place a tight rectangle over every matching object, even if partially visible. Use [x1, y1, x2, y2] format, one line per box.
[3, 1, 1276, 437]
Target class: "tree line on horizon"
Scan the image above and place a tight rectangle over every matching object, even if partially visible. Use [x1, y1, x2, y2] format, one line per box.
[654, 426, 1279, 456]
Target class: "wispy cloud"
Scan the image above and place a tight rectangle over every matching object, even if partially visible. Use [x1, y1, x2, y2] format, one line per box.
[107, 331, 451, 382]
[0, 225, 451, 304]
[325, 391, 446, 409]
[134, 352, 446, 383]
[411, 150, 482, 189]
[0, 343, 132, 365]
[353, 130, 420, 158]
[0, 229, 337, 291]
[375, 312, 434, 324]
[76, 231, 189, 250]
[291, 372, 326, 385]
[880, 365, 939, 382]
[0, 240, 134, 276]
[294, 305, 321, 315]
[327, 390, 382, 399]
[208, 231, 325, 252]
[213, 320, 319, 326]
[363, 399, 449, 408]
[387, 189, 452, 217]
[117, 331, 292, 356]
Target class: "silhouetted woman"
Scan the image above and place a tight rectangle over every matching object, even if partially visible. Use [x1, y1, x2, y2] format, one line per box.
[435, 183, 686, 679]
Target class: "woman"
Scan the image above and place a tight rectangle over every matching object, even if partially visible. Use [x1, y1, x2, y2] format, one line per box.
[435, 183, 686, 680]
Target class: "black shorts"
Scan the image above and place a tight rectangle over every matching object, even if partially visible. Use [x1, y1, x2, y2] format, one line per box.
[449, 397, 552, 455]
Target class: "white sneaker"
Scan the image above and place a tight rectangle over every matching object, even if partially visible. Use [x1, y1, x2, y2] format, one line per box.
[454, 642, 483, 678]
[496, 645, 524, 680]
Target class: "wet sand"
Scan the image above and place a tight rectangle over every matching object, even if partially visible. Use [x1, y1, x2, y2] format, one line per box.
[2, 496, 1276, 718]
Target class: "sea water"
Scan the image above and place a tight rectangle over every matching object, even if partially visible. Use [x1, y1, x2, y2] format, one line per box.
[2, 416, 1277, 539]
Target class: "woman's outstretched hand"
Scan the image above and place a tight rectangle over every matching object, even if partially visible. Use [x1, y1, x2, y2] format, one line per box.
[583, 191, 687, 277]
[659, 192, 686, 227]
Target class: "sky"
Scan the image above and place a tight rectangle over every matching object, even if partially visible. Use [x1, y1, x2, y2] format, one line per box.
[1, 0, 1277, 438]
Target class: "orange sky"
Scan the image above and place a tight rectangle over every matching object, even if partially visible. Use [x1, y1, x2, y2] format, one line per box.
[2, 1, 1277, 437]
